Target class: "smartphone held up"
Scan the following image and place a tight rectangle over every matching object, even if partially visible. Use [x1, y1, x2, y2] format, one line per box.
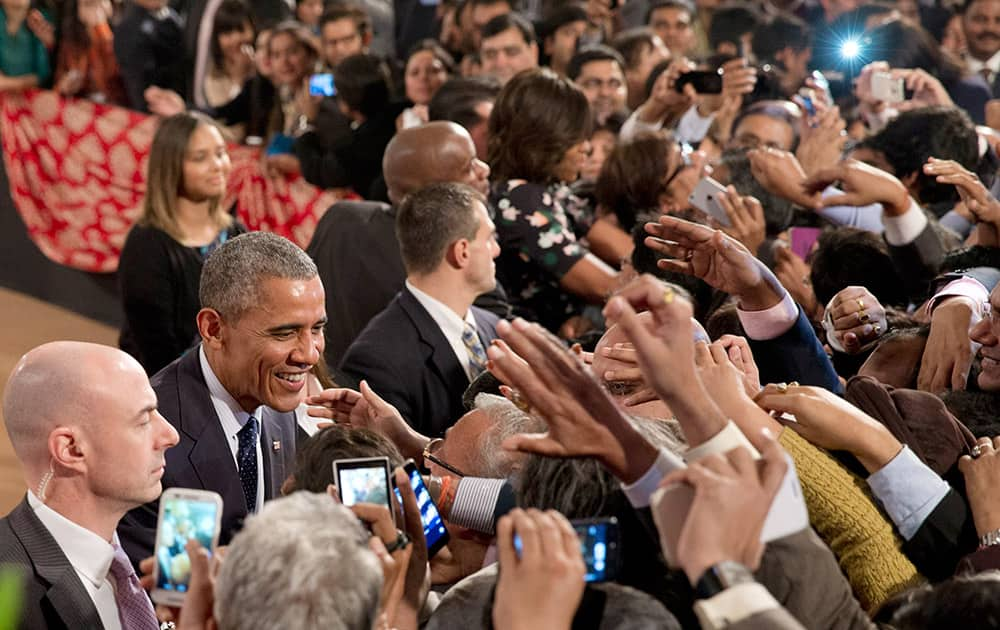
[152, 488, 223, 607]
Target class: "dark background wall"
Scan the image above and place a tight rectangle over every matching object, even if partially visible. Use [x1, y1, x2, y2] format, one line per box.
[0, 157, 122, 328]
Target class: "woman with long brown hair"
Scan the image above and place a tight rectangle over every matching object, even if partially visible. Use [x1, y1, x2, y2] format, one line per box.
[488, 68, 621, 337]
[118, 112, 246, 374]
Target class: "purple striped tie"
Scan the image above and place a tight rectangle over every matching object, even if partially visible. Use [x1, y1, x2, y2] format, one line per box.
[109, 544, 159, 629]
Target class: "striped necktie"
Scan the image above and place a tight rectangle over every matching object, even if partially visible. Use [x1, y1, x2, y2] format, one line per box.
[461, 322, 488, 376]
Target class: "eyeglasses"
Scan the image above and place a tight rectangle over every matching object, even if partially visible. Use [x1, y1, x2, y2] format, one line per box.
[662, 141, 694, 190]
[422, 438, 466, 478]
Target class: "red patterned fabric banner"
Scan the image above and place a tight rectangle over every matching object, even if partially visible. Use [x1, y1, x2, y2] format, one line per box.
[1, 89, 347, 273]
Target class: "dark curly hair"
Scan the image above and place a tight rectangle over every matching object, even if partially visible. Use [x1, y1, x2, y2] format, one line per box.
[487, 68, 592, 183]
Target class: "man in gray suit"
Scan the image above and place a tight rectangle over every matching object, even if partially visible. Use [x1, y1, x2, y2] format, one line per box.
[118, 232, 326, 563]
[1, 341, 179, 629]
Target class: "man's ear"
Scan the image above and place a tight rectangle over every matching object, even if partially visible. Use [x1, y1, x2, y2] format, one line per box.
[49, 427, 86, 474]
[446, 239, 471, 270]
[197, 308, 225, 349]
[362, 31, 373, 48]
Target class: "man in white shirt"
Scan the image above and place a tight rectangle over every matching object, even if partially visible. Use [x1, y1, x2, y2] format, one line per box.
[0, 341, 179, 629]
[340, 183, 501, 436]
[963, 0, 1000, 94]
[118, 232, 325, 563]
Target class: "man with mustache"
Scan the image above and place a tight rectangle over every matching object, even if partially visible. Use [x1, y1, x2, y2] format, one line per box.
[963, 0, 1000, 96]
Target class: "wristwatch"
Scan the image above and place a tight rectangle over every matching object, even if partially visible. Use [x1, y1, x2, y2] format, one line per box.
[694, 561, 755, 600]
[980, 528, 1000, 549]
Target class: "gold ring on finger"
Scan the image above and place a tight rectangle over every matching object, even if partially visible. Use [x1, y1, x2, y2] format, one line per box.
[776, 382, 789, 393]
[856, 298, 865, 310]
[663, 288, 675, 304]
[858, 310, 870, 324]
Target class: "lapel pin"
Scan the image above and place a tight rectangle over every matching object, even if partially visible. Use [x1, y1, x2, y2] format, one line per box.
[272, 440, 281, 451]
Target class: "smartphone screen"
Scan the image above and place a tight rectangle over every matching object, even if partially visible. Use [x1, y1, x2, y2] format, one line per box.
[394, 462, 450, 556]
[334, 457, 392, 514]
[513, 517, 619, 582]
[153, 489, 223, 605]
[309, 73, 336, 97]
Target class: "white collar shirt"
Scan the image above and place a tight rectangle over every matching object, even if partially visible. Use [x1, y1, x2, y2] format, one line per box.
[406, 280, 480, 381]
[199, 346, 265, 513]
[26, 490, 122, 630]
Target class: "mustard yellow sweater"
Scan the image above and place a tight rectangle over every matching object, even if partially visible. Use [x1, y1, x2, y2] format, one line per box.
[779, 428, 925, 613]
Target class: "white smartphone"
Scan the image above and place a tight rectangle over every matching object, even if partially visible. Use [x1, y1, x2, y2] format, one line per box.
[151, 488, 223, 607]
[688, 177, 731, 227]
[333, 456, 393, 519]
[650, 452, 809, 567]
[871, 71, 905, 103]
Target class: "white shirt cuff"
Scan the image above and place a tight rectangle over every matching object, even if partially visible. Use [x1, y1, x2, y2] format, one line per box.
[622, 449, 686, 508]
[867, 445, 951, 540]
[926, 277, 988, 319]
[694, 582, 781, 629]
[882, 199, 927, 246]
[449, 477, 506, 534]
[737, 291, 798, 341]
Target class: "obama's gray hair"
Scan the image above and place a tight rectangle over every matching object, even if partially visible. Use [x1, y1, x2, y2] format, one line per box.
[214, 492, 382, 630]
[199, 232, 318, 320]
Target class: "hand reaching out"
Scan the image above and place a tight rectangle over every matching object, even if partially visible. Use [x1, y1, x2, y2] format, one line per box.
[959, 436, 1000, 537]
[803, 159, 911, 217]
[795, 105, 847, 178]
[644, 214, 786, 311]
[307, 382, 427, 460]
[773, 246, 820, 320]
[824, 286, 887, 354]
[754, 383, 902, 473]
[486, 319, 660, 484]
[918, 297, 976, 392]
[747, 147, 821, 210]
[714, 187, 766, 255]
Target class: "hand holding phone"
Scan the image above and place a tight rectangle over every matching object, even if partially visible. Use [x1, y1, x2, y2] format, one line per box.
[152, 488, 223, 607]
[309, 73, 336, 97]
[675, 70, 723, 94]
[688, 177, 731, 227]
[870, 71, 905, 103]
[394, 460, 449, 557]
[334, 457, 393, 519]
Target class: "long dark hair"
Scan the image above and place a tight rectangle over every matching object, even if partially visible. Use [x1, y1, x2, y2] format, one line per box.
[210, 0, 255, 70]
[865, 19, 965, 85]
[487, 68, 592, 183]
[60, 0, 91, 51]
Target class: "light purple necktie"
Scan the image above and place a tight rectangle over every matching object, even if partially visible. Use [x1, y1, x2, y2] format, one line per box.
[109, 544, 159, 630]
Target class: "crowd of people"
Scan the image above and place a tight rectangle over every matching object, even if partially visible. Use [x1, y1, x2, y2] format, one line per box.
[8, 0, 1000, 627]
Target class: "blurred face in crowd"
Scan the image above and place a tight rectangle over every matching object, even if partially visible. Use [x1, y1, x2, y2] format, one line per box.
[255, 30, 272, 77]
[470, 0, 512, 45]
[321, 18, 366, 68]
[77, 0, 111, 26]
[659, 141, 708, 215]
[942, 13, 968, 57]
[269, 31, 312, 88]
[575, 59, 627, 124]
[217, 20, 255, 64]
[405, 50, 449, 106]
[729, 114, 795, 151]
[581, 128, 616, 181]
[963, 0, 1000, 62]
[649, 6, 695, 57]
[296, 0, 323, 27]
[182, 124, 231, 202]
[480, 27, 538, 84]
[970, 285, 1000, 391]
[592, 316, 673, 418]
[545, 19, 587, 74]
[625, 36, 670, 108]
[427, 409, 492, 477]
[208, 276, 327, 413]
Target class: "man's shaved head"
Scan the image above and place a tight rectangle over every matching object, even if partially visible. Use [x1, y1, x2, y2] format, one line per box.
[383, 121, 490, 204]
[3, 342, 144, 469]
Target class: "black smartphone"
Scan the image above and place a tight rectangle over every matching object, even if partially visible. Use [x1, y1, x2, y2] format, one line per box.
[675, 70, 723, 94]
[333, 456, 394, 520]
[394, 460, 450, 557]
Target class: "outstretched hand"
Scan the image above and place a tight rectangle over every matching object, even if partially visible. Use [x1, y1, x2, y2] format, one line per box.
[644, 215, 786, 311]
[487, 319, 659, 484]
